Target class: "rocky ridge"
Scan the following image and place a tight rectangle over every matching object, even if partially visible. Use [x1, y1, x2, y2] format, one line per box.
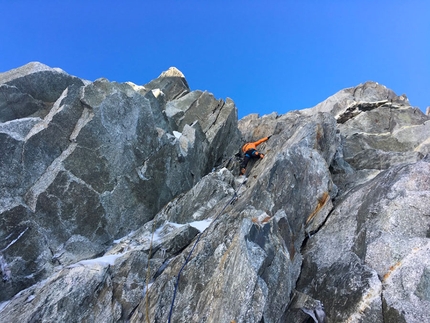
[0, 63, 429, 323]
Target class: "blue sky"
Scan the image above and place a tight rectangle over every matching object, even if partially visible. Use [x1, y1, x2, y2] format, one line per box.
[1, 1, 429, 118]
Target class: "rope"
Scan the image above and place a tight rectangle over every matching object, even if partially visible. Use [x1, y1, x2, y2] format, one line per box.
[167, 175, 248, 323]
[144, 219, 157, 323]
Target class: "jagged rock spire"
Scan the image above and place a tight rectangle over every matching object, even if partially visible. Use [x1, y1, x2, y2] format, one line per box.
[158, 66, 186, 78]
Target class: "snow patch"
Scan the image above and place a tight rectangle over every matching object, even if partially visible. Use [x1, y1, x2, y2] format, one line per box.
[142, 282, 153, 297]
[69, 253, 124, 268]
[151, 88, 164, 98]
[155, 220, 212, 235]
[126, 82, 146, 92]
[189, 219, 213, 232]
[152, 222, 185, 242]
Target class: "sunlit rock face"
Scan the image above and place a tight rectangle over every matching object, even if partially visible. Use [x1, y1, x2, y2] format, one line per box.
[0, 63, 240, 301]
[1, 64, 429, 323]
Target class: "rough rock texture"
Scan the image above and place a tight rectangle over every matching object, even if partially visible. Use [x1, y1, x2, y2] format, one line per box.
[293, 82, 430, 323]
[1, 64, 429, 323]
[0, 62, 87, 122]
[0, 63, 240, 301]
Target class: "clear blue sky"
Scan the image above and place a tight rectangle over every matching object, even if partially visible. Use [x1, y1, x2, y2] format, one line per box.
[1, 1, 429, 118]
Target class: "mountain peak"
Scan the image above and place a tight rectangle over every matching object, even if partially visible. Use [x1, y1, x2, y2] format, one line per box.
[0, 63, 429, 323]
[159, 66, 185, 78]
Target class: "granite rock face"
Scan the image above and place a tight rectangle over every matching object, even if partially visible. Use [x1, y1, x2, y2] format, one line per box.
[0, 63, 240, 301]
[1, 64, 429, 323]
[294, 82, 430, 323]
[0, 62, 87, 122]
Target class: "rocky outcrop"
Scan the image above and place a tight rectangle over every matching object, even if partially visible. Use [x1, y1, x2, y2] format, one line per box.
[0, 66, 429, 323]
[0, 63, 240, 301]
[0, 62, 87, 122]
[293, 82, 430, 323]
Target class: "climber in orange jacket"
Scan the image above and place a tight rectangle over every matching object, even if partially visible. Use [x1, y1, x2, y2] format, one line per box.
[240, 135, 271, 175]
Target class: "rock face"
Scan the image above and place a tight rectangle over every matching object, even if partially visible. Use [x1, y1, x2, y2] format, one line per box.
[0, 63, 429, 323]
[0, 63, 240, 301]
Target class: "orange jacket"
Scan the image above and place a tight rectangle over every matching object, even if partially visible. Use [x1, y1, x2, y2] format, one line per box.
[242, 137, 269, 153]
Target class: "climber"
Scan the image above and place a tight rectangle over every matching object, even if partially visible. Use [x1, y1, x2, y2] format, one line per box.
[240, 135, 271, 175]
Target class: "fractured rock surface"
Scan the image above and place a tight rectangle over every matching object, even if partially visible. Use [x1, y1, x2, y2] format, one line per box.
[0, 63, 239, 301]
[1, 63, 429, 323]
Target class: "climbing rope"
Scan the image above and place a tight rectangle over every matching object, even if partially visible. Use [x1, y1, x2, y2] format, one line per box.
[144, 219, 157, 323]
[142, 169, 248, 322]
[167, 174, 248, 323]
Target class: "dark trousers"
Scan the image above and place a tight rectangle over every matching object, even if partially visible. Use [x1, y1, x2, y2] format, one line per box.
[240, 149, 259, 169]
